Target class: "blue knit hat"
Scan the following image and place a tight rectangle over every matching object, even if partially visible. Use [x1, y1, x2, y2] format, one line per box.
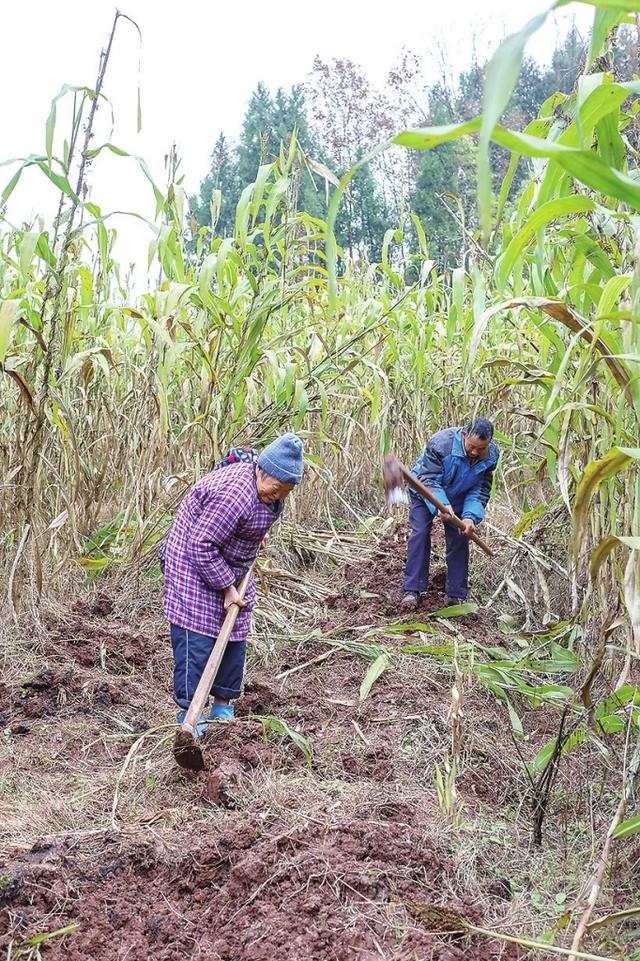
[258, 433, 304, 485]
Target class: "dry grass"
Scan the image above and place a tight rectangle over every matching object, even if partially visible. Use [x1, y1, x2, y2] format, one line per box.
[0, 515, 637, 961]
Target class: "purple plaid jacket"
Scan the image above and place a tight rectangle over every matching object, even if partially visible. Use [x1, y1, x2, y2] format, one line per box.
[163, 462, 282, 639]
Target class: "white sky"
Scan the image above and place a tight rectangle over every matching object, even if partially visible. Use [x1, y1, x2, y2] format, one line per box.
[2, 0, 593, 280]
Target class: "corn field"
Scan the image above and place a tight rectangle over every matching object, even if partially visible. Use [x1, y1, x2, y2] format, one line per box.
[2, 3, 640, 958]
[1, 5, 639, 651]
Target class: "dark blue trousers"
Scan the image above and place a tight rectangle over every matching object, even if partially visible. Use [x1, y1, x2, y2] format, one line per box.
[403, 498, 469, 600]
[170, 625, 246, 709]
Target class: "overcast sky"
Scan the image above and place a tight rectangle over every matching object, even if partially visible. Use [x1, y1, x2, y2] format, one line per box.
[2, 0, 593, 278]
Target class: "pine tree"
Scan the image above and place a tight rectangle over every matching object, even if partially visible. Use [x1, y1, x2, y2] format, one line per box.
[335, 154, 389, 261]
[544, 23, 586, 94]
[192, 133, 239, 236]
[273, 85, 325, 219]
[237, 82, 275, 186]
[410, 87, 477, 267]
[191, 22, 590, 259]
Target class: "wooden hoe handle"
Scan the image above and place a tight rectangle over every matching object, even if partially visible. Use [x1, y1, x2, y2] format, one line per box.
[396, 462, 495, 558]
[181, 565, 254, 736]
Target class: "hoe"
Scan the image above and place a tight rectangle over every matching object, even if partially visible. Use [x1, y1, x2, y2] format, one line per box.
[172, 565, 254, 772]
[382, 454, 494, 557]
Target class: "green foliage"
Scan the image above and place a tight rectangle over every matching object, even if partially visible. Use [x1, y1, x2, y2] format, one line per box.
[359, 652, 389, 701]
[191, 82, 324, 239]
[260, 715, 313, 765]
[430, 602, 479, 618]
[191, 133, 239, 238]
[9, 924, 79, 960]
[529, 684, 640, 776]
[190, 28, 586, 265]
[1, 3, 639, 684]
[612, 814, 640, 839]
[434, 755, 463, 826]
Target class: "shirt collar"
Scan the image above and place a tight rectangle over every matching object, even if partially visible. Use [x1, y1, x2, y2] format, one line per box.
[454, 428, 491, 462]
[452, 429, 466, 458]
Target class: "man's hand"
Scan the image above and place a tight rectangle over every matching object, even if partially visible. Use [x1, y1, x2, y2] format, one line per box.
[438, 505, 455, 523]
[460, 518, 475, 537]
[261, 531, 270, 549]
[224, 585, 247, 610]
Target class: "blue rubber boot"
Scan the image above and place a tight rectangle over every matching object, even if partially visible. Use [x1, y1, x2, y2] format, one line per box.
[209, 703, 234, 721]
[176, 709, 207, 737]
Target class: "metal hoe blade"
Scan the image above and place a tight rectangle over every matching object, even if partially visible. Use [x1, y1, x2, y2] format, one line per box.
[382, 454, 408, 507]
[173, 728, 205, 772]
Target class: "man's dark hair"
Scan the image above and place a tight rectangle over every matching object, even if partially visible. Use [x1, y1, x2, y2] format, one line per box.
[465, 417, 494, 440]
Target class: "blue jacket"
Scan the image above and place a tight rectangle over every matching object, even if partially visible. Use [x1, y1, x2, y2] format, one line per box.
[411, 428, 499, 525]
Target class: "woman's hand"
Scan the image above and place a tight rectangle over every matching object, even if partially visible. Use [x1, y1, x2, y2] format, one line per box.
[224, 585, 247, 610]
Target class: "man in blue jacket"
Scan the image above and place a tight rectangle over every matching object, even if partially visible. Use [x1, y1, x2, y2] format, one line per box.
[401, 417, 499, 611]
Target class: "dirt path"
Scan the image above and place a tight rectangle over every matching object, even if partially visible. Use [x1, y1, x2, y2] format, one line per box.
[0, 527, 634, 959]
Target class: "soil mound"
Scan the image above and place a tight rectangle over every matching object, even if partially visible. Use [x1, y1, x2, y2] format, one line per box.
[325, 523, 448, 617]
[0, 813, 519, 961]
[323, 523, 490, 633]
[43, 611, 162, 671]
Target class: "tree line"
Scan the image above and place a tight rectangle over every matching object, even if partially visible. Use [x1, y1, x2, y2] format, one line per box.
[190, 24, 638, 265]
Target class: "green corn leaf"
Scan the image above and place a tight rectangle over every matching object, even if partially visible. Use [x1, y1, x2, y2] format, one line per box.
[263, 177, 289, 246]
[506, 698, 524, 738]
[595, 686, 640, 718]
[250, 163, 274, 222]
[261, 716, 312, 766]
[573, 449, 640, 554]
[496, 151, 522, 227]
[478, 9, 550, 240]
[562, 0, 640, 10]
[596, 714, 625, 734]
[0, 299, 20, 364]
[612, 815, 640, 840]
[596, 110, 626, 170]
[18, 231, 39, 278]
[22, 924, 79, 946]
[44, 83, 96, 166]
[596, 275, 632, 318]
[45, 102, 56, 166]
[511, 504, 546, 539]
[393, 119, 481, 151]
[359, 652, 389, 702]
[1, 166, 23, 204]
[396, 120, 640, 209]
[562, 80, 630, 149]
[495, 197, 596, 291]
[529, 738, 559, 775]
[586, 906, 640, 931]
[590, 535, 640, 582]
[77, 556, 111, 571]
[431, 602, 478, 618]
[35, 161, 80, 203]
[469, 297, 634, 399]
[235, 183, 254, 246]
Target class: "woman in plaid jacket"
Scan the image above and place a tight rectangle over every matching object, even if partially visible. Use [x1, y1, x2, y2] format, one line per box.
[163, 434, 304, 730]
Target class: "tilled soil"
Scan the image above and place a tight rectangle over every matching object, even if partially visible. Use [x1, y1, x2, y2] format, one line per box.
[0, 526, 631, 959]
[321, 523, 489, 639]
[0, 660, 150, 738]
[43, 609, 163, 671]
[0, 804, 517, 961]
[0, 814, 519, 961]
